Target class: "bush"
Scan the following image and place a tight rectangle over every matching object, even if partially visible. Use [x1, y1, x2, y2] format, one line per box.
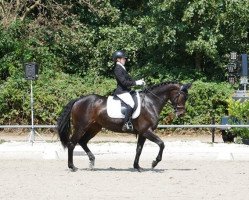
[164, 80, 233, 125]
[0, 68, 115, 125]
[0, 21, 236, 128]
[227, 99, 249, 140]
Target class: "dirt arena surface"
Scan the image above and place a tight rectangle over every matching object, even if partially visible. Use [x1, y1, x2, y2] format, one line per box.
[1, 131, 249, 200]
[1, 159, 249, 200]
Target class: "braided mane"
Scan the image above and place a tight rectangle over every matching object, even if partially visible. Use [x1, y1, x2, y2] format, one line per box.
[142, 81, 180, 93]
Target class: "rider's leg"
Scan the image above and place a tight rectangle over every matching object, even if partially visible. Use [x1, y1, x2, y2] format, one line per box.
[122, 104, 133, 131]
[117, 92, 135, 131]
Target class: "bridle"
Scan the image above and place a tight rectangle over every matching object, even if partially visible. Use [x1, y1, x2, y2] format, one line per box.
[172, 89, 188, 113]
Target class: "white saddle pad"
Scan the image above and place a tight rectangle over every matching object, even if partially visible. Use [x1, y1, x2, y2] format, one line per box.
[107, 92, 141, 119]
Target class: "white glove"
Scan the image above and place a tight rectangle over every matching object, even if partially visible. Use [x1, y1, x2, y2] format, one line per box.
[135, 79, 146, 86]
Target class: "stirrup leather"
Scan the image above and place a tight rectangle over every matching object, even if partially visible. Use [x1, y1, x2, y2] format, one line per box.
[122, 121, 133, 131]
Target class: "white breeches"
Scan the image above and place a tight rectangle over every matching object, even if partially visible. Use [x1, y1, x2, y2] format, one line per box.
[117, 93, 135, 108]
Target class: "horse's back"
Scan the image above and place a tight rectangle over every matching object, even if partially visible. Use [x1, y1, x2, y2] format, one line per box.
[73, 94, 105, 106]
[72, 94, 106, 116]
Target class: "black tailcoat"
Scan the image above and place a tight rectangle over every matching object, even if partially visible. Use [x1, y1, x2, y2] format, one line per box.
[113, 63, 136, 95]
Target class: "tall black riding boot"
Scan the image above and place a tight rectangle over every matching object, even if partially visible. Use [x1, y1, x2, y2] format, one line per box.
[122, 105, 133, 132]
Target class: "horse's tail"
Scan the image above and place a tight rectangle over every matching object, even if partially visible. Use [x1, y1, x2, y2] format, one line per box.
[57, 98, 78, 148]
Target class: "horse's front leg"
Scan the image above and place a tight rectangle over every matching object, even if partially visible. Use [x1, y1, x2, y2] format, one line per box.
[133, 134, 146, 172]
[143, 129, 165, 168]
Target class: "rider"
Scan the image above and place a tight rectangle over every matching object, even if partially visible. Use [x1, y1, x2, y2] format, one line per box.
[112, 50, 145, 131]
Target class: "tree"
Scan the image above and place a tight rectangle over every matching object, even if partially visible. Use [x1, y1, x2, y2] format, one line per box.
[0, 0, 45, 26]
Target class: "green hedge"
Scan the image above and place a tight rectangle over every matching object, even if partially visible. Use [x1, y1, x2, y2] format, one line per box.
[0, 68, 116, 124]
[0, 73, 233, 126]
[0, 11, 239, 127]
[227, 99, 249, 140]
[160, 80, 233, 125]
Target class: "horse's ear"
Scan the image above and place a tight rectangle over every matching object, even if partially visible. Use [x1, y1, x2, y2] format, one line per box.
[185, 83, 192, 89]
[181, 83, 192, 94]
[181, 83, 192, 92]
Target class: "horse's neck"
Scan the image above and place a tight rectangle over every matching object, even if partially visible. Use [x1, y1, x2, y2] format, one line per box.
[143, 84, 176, 114]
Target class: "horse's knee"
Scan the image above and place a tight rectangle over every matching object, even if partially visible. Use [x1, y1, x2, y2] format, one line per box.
[136, 145, 143, 153]
[159, 141, 165, 149]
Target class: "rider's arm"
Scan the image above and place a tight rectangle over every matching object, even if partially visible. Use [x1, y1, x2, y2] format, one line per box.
[114, 65, 136, 87]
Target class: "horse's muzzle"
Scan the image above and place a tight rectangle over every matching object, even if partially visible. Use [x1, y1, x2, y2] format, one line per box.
[175, 110, 186, 117]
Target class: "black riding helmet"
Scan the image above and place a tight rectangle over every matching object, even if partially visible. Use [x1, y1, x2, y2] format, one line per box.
[112, 50, 128, 61]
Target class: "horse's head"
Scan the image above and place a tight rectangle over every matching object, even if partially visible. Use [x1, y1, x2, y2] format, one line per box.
[170, 83, 192, 117]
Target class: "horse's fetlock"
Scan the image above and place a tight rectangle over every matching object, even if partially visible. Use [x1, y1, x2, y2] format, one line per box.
[156, 157, 162, 162]
[89, 156, 95, 162]
[87, 152, 95, 161]
[133, 162, 139, 169]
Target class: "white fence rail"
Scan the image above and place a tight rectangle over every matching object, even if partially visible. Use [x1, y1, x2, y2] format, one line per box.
[0, 125, 57, 128]
[1, 124, 248, 143]
[157, 125, 249, 128]
[1, 124, 249, 129]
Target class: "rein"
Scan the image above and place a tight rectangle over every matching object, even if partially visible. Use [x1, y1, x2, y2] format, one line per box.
[143, 87, 163, 103]
[144, 86, 187, 112]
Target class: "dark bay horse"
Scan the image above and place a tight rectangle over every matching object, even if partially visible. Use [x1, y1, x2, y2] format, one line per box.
[57, 82, 191, 171]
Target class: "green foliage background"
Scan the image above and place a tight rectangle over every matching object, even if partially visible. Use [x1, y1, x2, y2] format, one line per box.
[227, 99, 249, 139]
[0, 0, 248, 127]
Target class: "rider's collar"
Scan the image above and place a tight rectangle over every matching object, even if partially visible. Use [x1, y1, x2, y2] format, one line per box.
[117, 62, 126, 70]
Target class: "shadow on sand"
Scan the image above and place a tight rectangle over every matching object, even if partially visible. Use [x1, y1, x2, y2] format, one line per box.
[76, 167, 197, 173]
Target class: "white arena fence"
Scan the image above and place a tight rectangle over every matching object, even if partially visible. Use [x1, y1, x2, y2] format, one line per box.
[0, 125, 57, 128]
[1, 124, 249, 143]
[1, 124, 249, 129]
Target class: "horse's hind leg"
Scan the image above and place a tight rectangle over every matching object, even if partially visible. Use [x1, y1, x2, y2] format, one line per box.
[78, 124, 101, 169]
[68, 132, 82, 172]
[68, 141, 77, 171]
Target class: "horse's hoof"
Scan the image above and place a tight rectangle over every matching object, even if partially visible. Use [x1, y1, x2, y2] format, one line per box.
[69, 166, 78, 172]
[152, 160, 158, 168]
[137, 167, 144, 172]
[134, 165, 144, 172]
[89, 160, 95, 170]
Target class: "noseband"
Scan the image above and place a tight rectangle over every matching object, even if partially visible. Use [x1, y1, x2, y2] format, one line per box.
[172, 87, 188, 112]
